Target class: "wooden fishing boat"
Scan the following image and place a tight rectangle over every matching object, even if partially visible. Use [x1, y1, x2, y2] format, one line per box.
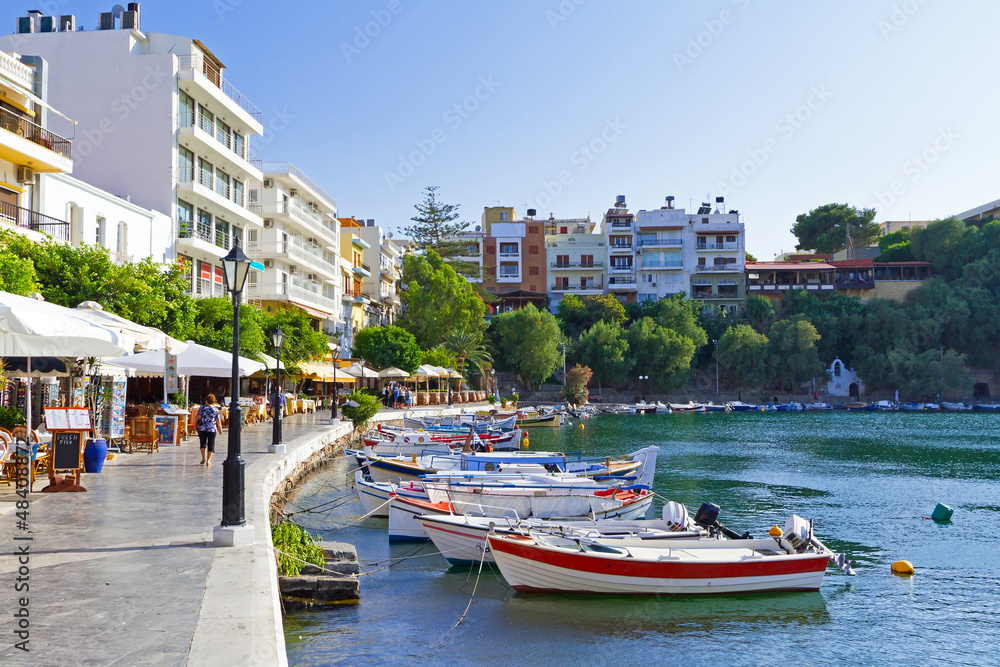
[488, 514, 851, 595]
[517, 413, 563, 427]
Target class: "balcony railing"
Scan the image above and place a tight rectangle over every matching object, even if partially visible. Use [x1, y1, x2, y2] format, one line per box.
[0, 201, 70, 241]
[176, 54, 263, 123]
[696, 242, 740, 251]
[609, 244, 632, 251]
[260, 161, 338, 210]
[551, 283, 603, 291]
[609, 264, 634, 273]
[637, 239, 682, 248]
[0, 106, 72, 160]
[835, 278, 875, 289]
[610, 220, 632, 228]
[498, 252, 520, 259]
[551, 261, 603, 268]
[609, 277, 636, 285]
[641, 260, 683, 269]
[254, 281, 337, 313]
[178, 111, 252, 163]
[696, 263, 743, 272]
[262, 201, 336, 244]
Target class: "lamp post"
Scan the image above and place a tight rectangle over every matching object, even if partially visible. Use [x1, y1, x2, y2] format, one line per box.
[639, 374, 649, 402]
[269, 326, 285, 454]
[560, 342, 567, 386]
[216, 240, 253, 547]
[359, 357, 365, 393]
[490, 368, 496, 402]
[447, 367, 454, 406]
[330, 360, 338, 421]
[713, 339, 719, 395]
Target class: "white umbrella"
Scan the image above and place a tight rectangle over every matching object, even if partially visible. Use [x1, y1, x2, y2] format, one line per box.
[377, 366, 410, 378]
[74, 301, 188, 353]
[103, 341, 265, 378]
[0, 290, 134, 434]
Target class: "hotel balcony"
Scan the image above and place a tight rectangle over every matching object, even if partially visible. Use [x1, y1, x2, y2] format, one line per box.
[550, 261, 603, 270]
[177, 221, 237, 260]
[176, 54, 263, 133]
[696, 241, 741, 251]
[497, 272, 521, 283]
[609, 220, 633, 229]
[178, 167, 263, 228]
[609, 244, 633, 253]
[177, 112, 262, 182]
[261, 200, 338, 248]
[261, 242, 338, 279]
[608, 276, 637, 291]
[352, 262, 372, 278]
[498, 251, 520, 260]
[551, 282, 603, 292]
[0, 201, 69, 241]
[253, 281, 338, 317]
[835, 277, 875, 290]
[609, 264, 634, 273]
[261, 161, 338, 211]
[640, 260, 683, 271]
[0, 106, 73, 173]
[747, 280, 834, 293]
[696, 263, 744, 273]
[637, 239, 682, 248]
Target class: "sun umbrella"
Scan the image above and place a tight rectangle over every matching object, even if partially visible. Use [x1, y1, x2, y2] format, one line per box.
[74, 302, 188, 353]
[102, 341, 265, 378]
[377, 366, 410, 378]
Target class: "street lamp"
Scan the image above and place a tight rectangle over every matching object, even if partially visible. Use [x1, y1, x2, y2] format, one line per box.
[713, 339, 719, 395]
[447, 366, 454, 406]
[216, 240, 253, 547]
[359, 357, 365, 392]
[331, 360, 338, 421]
[639, 374, 649, 402]
[269, 326, 285, 454]
[560, 342, 567, 386]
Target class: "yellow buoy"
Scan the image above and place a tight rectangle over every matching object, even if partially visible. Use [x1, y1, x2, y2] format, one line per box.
[769, 525, 783, 537]
[891, 560, 915, 575]
[578, 423, 585, 429]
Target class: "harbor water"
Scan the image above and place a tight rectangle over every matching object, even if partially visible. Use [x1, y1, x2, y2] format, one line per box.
[283, 412, 1000, 665]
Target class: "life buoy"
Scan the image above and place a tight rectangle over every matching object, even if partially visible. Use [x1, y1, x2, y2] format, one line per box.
[418, 437, 424, 443]
[404, 437, 411, 443]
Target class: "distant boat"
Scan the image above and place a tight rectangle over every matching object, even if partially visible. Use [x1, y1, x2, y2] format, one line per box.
[803, 402, 833, 411]
[727, 401, 758, 412]
[973, 402, 1000, 412]
[941, 401, 972, 412]
[898, 402, 926, 412]
[841, 402, 870, 411]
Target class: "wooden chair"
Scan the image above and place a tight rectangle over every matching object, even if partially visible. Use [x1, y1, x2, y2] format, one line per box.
[128, 416, 159, 454]
[0, 438, 12, 486]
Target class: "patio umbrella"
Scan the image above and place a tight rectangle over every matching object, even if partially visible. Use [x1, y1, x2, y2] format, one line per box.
[377, 367, 410, 378]
[74, 302, 188, 353]
[413, 364, 441, 397]
[0, 290, 134, 432]
[102, 341, 265, 378]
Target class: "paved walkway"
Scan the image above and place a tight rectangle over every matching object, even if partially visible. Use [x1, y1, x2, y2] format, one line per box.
[0, 405, 482, 666]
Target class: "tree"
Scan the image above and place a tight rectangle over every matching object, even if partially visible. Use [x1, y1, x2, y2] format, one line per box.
[556, 293, 587, 338]
[909, 217, 978, 281]
[188, 297, 267, 360]
[341, 391, 382, 431]
[561, 364, 593, 405]
[399, 249, 487, 349]
[573, 320, 632, 389]
[404, 186, 479, 277]
[766, 316, 824, 391]
[791, 203, 880, 254]
[626, 317, 697, 391]
[263, 308, 330, 370]
[654, 294, 708, 349]
[745, 252, 758, 262]
[0, 240, 38, 296]
[491, 304, 561, 391]
[351, 325, 421, 373]
[421, 346, 457, 368]
[717, 324, 769, 395]
[744, 294, 775, 334]
[583, 294, 626, 327]
[442, 329, 493, 380]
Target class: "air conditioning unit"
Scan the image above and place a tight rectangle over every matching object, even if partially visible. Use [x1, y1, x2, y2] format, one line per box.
[289, 188, 299, 196]
[263, 178, 273, 188]
[263, 260, 272, 268]
[289, 266, 298, 275]
[16, 166, 35, 184]
[263, 219, 273, 228]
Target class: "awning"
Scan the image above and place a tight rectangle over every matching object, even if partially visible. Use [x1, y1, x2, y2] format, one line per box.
[296, 362, 356, 382]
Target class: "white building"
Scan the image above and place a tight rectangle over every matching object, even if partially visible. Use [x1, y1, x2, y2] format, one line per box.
[545, 215, 605, 313]
[1, 8, 265, 299]
[602, 196, 637, 305]
[827, 358, 864, 398]
[251, 162, 343, 335]
[634, 195, 746, 313]
[358, 220, 402, 327]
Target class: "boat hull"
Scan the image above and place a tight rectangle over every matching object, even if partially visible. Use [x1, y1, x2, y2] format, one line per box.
[488, 535, 831, 595]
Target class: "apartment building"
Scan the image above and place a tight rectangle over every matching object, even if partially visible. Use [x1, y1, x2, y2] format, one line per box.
[602, 196, 637, 304]
[339, 217, 371, 353]
[357, 220, 402, 327]
[546, 214, 605, 314]
[480, 206, 548, 312]
[251, 162, 342, 334]
[635, 195, 746, 313]
[2, 6, 265, 299]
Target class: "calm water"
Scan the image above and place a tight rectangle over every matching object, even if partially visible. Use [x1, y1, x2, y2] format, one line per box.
[284, 413, 1000, 666]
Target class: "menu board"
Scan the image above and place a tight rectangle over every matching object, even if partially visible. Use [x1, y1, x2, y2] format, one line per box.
[44, 408, 93, 431]
[52, 431, 84, 470]
[110, 378, 127, 439]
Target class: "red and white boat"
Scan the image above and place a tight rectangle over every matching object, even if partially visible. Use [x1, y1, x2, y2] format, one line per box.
[487, 515, 851, 595]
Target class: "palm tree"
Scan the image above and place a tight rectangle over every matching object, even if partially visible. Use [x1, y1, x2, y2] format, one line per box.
[442, 329, 493, 389]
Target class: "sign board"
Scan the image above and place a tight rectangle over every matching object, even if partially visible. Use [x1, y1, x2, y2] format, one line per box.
[44, 408, 93, 432]
[110, 378, 127, 439]
[154, 415, 179, 447]
[52, 431, 84, 471]
[159, 404, 190, 416]
[165, 351, 179, 393]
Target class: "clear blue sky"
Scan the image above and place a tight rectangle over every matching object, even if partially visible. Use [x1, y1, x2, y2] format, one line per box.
[10, 1, 999, 259]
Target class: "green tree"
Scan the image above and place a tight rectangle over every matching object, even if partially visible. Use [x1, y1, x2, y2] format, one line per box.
[188, 297, 267, 360]
[654, 293, 708, 349]
[573, 320, 632, 389]
[766, 316, 824, 391]
[404, 186, 479, 277]
[626, 317, 697, 391]
[492, 304, 561, 391]
[421, 346, 457, 368]
[791, 203, 880, 254]
[561, 364, 593, 404]
[909, 217, 978, 281]
[717, 324, 769, 395]
[341, 391, 382, 431]
[263, 308, 330, 369]
[583, 294, 626, 327]
[0, 240, 38, 296]
[442, 329, 493, 379]
[556, 293, 587, 338]
[351, 326, 422, 373]
[744, 294, 775, 334]
[399, 249, 487, 349]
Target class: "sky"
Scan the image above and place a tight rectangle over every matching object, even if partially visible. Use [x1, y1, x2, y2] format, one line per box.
[7, 1, 1000, 259]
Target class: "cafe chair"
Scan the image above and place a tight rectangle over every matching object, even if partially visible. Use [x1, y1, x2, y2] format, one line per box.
[128, 416, 159, 454]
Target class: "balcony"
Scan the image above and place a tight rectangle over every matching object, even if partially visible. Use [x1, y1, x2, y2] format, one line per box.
[261, 162, 338, 210]
[609, 220, 632, 228]
[550, 261, 603, 269]
[352, 262, 371, 278]
[178, 166, 260, 224]
[498, 252, 520, 259]
[0, 201, 69, 241]
[835, 278, 875, 290]
[641, 260, 683, 270]
[497, 272, 521, 283]
[551, 283, 603, 292]
[176, 54, 263, 126]
[262, 242, 337, 278]
[261, 201, 337, 246]
[696, 242, 741, 251]
[608, 277, 637, 291]
[609, 264, 634, 273]
[637, 239, 682, 248]
[177, 220, 237, 259]
[747, 281, 834, 292]
[696, 263, 744, 273]
[176, 112, 259, 178]
[253, 281, 338, 316]
[0, 106, 73, 172]
[609, 244, 633, 253]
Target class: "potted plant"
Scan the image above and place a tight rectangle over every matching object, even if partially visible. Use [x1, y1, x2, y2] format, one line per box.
[510, 393, 519, 408]
[500, 397, 508, 409]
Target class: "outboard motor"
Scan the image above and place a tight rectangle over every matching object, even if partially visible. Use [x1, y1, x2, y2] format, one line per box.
[694, 502, 752, 540]
[662, 500, 692, 532]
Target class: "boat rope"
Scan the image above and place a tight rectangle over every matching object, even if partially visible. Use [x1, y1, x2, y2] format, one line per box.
[444, 536, 489, 634]
[314, 497, 394, 533]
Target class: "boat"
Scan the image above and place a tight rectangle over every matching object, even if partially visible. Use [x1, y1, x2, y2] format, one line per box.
[701, 402, 732, 413]
[773, 402, 804, 412]
[941, 401, 972, 412]
[726, 401, 758, 412]
[803, 402, 833, 411]
[416, 500, 703, 564]
[973, 402, 1000, 412]
[840, 402, 870, 411]
[654, 402, 672, 414]
[632, 405, 658, 414]
[898, 402, 926, 412]
[403, 414, 517, 432]
[670, 402, 707, 413]
[388, 481, 654, 541]
[487, 513, 854, 595]
[871, 400, 896, 411]
[517, 413, 563, 427]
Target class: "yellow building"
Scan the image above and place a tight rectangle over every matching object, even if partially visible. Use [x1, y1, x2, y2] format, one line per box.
[339, 217, 371, 351]
[880, 220, 932, 235]
[481, 205, 516, 235]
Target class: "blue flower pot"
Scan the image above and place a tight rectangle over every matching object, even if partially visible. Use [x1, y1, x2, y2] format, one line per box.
[84, 438, 108, 473]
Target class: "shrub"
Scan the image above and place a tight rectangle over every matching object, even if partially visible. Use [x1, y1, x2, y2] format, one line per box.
[0, 405, 26, 431]
[271, 522, 325, 576]
[341, 391, 382, 431]
[561, 364, 593, 405]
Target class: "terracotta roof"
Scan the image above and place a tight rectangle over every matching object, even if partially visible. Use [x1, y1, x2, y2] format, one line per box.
[745, 261, 836, 270]
[829, 259, 875, 268]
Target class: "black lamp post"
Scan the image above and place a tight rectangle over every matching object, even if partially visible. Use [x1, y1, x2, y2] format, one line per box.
[271, 326, 285, 451]
[219, 240, 252, 537]
[639, 374, 649, 402]
[447, 367, 454, 406]
[331, 360, 338, 420]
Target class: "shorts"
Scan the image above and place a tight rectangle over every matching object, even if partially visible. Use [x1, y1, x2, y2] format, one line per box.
[198, 430, 217, 452]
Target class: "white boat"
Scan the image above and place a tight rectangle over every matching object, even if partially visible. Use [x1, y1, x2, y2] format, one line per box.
[803, 402, 833, 411]
[388, 480, 653, 541]
[488, 514, 854, 595]
[941, 401, 972, 412]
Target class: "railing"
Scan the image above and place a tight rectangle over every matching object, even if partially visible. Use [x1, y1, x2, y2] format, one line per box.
[696, 263, 743, 272]
[609, 264, 633, 273]
[261, 201, 336, 244]
[264, 242, 337, 276]
[0, 51, 35, 90]
[551, 283, 603, 291]
[498, 252, 520, 259]
[260, 161, 338, 210]
[0, 201, 70, 241]
[254, 281, 337, 313]
[835, 278, 875, 289]
[609, 244, 632, 251]
[178, 111, 251, 162]
[551, 261, 603, 268]
[637, 239, 682, 248]
[642, 260, 683, 269]
[610, 220, 632, 228]
[696, 242, 740, 251]
[608, 277, 636, 285]
[498, 272, 520, 279]
[0, 106, 72, 160]
[176, 54, 263, 123]
[353, 262, 371, 274]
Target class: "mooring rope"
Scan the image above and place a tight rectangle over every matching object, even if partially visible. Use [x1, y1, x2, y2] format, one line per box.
[444, 534, 489, 634]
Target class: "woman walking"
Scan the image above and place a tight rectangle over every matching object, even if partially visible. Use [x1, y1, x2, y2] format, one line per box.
[196, 394, 223, 466]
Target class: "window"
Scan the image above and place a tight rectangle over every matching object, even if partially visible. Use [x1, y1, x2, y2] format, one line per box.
[95, 217, 105, 246]
[233, 179, 244, 207]
[698, 257, 706, 266]
[642, 273, 653, 283]
[216, 119, 231, 149]
[499, 243, 518, 255]
[529, 266, 539, 276]
[197, 208, 212, 238]
[179, 91, 194, 126]
[233, 131, 245, 159]
[529, 225, 539, 234]
[486, 244, 495, 254]
[529, 245, 538, 255]
[215, 170, 230, 198]
[701, 217, 709, 224]
[726, 235, 737, 243]
[116, 221, 128, 257]
[198, 104, 213, 134]
[560, 226, 568, 234]
[581, 254, 593, 267]
[499, 211, 509, 221]
[198, 158, 213, 188]
[177, 200, 194, 231]
[556, 277, 569, 289]
[179, 147, 194, 182]
[556, 254, 569, 267]
[834, 362, 842, 377]
[581, 276, 594, 288]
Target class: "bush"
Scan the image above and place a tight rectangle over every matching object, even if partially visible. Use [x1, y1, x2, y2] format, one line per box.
[561, 364, 593, 405]
[0, 405, 26, 431]
[341, 391, 382, 431]
[271, 522, 325, 576]
[500, 397, 508, 408]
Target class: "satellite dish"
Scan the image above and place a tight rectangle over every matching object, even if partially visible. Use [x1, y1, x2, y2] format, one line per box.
[387, 231, 393, 239]
[475, 225, 481, 232]
[112, 4, 126, 18]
